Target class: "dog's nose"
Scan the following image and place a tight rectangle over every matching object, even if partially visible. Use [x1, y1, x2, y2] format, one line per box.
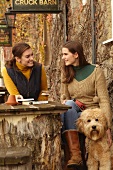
[92, 125, 96, 129]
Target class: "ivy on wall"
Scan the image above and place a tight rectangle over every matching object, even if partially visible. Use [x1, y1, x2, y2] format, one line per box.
[13, 14, 54, 64]
[0, 0, 50, 63]
[13, 14, 44, 63]
[0, 0, 7, 18]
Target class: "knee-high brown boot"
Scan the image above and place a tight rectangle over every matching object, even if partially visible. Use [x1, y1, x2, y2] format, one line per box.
[63, 144, 76, 170]
[63, 130, 83, 167]
[63, 143, 69, 169]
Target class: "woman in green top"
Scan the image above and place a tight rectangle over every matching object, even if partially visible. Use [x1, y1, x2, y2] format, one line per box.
[60, 40, 112, 169]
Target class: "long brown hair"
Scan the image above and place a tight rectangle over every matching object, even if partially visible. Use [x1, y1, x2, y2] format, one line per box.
[5, 42, 31, 68]
[62, 40, 89, 83]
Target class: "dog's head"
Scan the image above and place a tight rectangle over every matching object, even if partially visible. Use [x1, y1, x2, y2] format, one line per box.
[76, 108, 108, 141]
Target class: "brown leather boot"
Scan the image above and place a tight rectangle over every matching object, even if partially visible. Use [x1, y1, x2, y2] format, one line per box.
[63, 144, 73, 170]
[63, 130, 83, 167]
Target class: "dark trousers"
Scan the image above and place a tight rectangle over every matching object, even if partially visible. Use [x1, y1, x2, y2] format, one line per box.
[61, 100, 81, 131]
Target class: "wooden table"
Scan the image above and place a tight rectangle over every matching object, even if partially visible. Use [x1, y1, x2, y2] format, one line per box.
[0, 101, 71, 170]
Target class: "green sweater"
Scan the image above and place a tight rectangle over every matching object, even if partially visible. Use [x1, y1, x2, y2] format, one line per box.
[73, 65, 95, 81]
[60, 64, 112, 128]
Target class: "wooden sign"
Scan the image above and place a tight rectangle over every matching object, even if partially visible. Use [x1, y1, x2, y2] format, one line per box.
[0, 25, 12, 46]
[12, 0, 61, 13]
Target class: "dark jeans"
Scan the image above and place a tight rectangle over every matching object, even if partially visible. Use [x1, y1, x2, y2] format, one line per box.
[61, 100, 82, 132]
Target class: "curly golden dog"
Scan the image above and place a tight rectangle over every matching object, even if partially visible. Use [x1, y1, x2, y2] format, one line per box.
[76, 108, 111, 170]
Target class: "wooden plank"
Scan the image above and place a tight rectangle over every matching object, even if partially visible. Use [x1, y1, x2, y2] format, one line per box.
[0, 102, 71, 115]
[48, 101, 72, 110]
[0, 160, 32, 170]
[0, 110, 67, 116]
[0, 103, 55, 113]
[5, 147, 31, 165]
[0, 149, 6, 165]
[0, 147, 31, 165]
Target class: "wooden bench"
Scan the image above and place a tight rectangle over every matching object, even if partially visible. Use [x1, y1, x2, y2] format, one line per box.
[0, 146, 32, 170]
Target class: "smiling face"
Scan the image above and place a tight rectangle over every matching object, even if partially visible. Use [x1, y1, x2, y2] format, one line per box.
[15, 48, 34, 67]
[62, 47, 79, 66]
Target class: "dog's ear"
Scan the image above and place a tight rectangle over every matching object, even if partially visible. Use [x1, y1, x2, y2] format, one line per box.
[76, 118, 84, 133]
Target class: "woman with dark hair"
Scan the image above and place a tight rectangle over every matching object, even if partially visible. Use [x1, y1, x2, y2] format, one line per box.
[60, 40, 112, 169]
[2, 42, 48, 101]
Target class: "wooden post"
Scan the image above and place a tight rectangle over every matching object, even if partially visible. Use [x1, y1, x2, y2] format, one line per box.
[0, 147, 32, 170]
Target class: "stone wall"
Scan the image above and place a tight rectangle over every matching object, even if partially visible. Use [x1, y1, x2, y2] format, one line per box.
[47, 0, 113, 106]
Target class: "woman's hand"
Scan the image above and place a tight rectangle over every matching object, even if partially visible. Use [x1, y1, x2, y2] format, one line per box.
[106, 128, 112, 148]
[62, 100, 67, 104]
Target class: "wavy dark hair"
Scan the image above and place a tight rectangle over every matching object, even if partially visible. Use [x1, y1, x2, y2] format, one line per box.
[62, 40, 89, 83]
[5, 42, 31, 68]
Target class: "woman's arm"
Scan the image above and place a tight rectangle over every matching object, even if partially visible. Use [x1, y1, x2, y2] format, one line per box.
[96, 66, 112, 147]
[2, 67, 20, 95]
[96, 66, 112, 128]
